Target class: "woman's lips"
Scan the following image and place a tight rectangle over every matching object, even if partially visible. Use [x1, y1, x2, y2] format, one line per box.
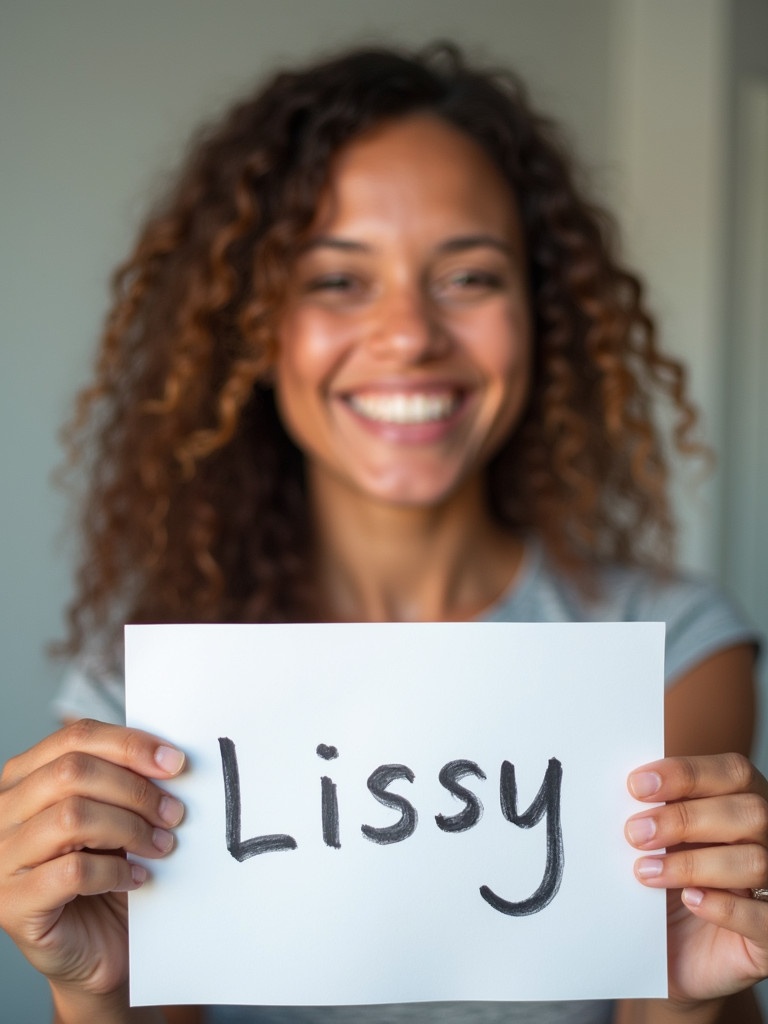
[346, 390, 461, 425]
[339, 388, 468, 444]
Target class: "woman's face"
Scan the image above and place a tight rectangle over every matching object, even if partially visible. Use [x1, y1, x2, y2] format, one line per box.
[275, 114, 531, 510]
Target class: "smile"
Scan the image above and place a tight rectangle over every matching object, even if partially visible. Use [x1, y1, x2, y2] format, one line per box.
[346, 391, 461, 425]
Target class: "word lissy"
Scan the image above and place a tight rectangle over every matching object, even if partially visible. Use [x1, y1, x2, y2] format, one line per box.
[218, 738, 564, 917]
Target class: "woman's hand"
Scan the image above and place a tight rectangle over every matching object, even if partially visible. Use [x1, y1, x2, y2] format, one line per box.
[626, 752, 768, 1005]
[0, 719, 185, 999]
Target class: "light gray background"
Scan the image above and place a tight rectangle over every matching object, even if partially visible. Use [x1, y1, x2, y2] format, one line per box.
[2, 1, 766, 1020]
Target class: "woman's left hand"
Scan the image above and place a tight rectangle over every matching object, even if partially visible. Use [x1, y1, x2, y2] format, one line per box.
[626, 752, 768, 1004]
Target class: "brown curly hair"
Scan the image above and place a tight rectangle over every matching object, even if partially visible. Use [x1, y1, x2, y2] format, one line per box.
[59, 42, 700, 660]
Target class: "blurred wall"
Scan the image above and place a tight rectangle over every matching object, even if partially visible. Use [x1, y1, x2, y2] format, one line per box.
[609, 0, 728, 569]
[720, 0, 768, 770]
[1, 0, 764, 1020]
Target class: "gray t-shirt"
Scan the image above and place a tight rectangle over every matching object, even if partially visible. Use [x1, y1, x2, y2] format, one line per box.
[53, 541, 758, 1024]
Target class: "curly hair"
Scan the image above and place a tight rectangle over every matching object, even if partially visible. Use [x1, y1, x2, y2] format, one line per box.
[58, 42, 700, 660]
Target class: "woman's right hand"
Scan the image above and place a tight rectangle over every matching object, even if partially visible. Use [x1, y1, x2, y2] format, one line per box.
[0, 719, 185, 998]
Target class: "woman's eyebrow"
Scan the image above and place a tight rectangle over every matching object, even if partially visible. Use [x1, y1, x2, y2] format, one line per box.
[299, 237, 370, 254]
[298, 234, 517, 257]
[437, 235, 515, 256]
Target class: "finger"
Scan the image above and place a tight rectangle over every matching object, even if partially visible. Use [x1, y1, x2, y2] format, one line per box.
[628, 753, 765, 803]
[626, 792, 768, 850]
[633, 842, 768, 891]
[10, 796, 177, 872]
[681, 887, 768, 968]
[1, 720, 185, 788]
[3, 751, 185, 831]
[15, 852, 148, 916]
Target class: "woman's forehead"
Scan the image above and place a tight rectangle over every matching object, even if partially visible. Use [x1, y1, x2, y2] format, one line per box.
[309, 115, 522, 242]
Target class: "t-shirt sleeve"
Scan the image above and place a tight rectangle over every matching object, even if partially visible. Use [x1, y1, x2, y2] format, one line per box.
[52, 661, 126, 725]
[643, 576, 761, 687]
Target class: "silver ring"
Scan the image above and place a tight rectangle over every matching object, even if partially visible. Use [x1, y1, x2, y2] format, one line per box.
[751, 888, 768, 901]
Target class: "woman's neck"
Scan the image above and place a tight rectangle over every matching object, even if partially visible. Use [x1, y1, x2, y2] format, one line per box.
[308, 470, 525, 623]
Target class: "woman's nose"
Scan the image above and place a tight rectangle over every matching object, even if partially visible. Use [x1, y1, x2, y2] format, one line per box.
[366, 290, 449, 363]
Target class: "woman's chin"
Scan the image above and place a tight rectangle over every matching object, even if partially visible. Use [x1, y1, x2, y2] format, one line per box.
[347, 468, 482, 512]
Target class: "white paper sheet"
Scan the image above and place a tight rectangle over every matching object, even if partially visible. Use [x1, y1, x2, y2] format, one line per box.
[125, 621, 666, 1007]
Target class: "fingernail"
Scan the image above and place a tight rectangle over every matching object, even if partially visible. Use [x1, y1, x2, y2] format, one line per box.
[152, 827, 175, 853]
[159, 795, 184, 827]
[629, 771, 662, 798]
[154, 745, 185, 775]
[682, 887, 704, 907]
[626, 815, 657, 845]
[636, 857, 664, 878]
[131, 863, 148, 886]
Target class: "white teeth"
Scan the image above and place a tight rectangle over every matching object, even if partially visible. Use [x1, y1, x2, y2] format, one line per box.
[348, 392, 459, 424]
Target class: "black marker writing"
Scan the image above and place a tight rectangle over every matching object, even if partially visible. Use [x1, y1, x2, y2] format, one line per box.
[435, 759, 486, 833]
[218, 739, 564, 917]
[479, 757, 564, 916]
[218, 736, 298, 861]
[317, 743, 340, 849]
[361, 764, 418, 845]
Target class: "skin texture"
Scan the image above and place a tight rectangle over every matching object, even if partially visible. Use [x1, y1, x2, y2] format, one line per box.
[0, 118, 764, 1024]
[276, 115, 530, 623]
[0, 721, 185, 1022]
[276, 115, 532, 513]
[622, 645, 762, 1024]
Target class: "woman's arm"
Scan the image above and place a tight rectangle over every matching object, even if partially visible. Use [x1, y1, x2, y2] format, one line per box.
[615, 643, 765, 1024]
[51, 982, 167, 1023]
[161, 1007, 205, 1024]
[52, 992, 202, 1024]
[664, 644, 755, 758]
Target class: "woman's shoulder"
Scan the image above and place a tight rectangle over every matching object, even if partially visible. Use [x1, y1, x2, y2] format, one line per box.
[486, 538, 759, 686]
[592, 560, 758, 682]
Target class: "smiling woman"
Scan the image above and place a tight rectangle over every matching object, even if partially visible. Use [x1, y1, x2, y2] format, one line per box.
[0, 41, 764, 1024]
[274, 113, 533, 621]
[276, 115, 531, 514]
[54, 45, 699, 637]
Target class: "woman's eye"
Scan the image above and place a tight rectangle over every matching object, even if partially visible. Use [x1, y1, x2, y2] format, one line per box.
[451, 270, 503, 289]
[305, 274, 358, 294]
[436, 269, 505, 297]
